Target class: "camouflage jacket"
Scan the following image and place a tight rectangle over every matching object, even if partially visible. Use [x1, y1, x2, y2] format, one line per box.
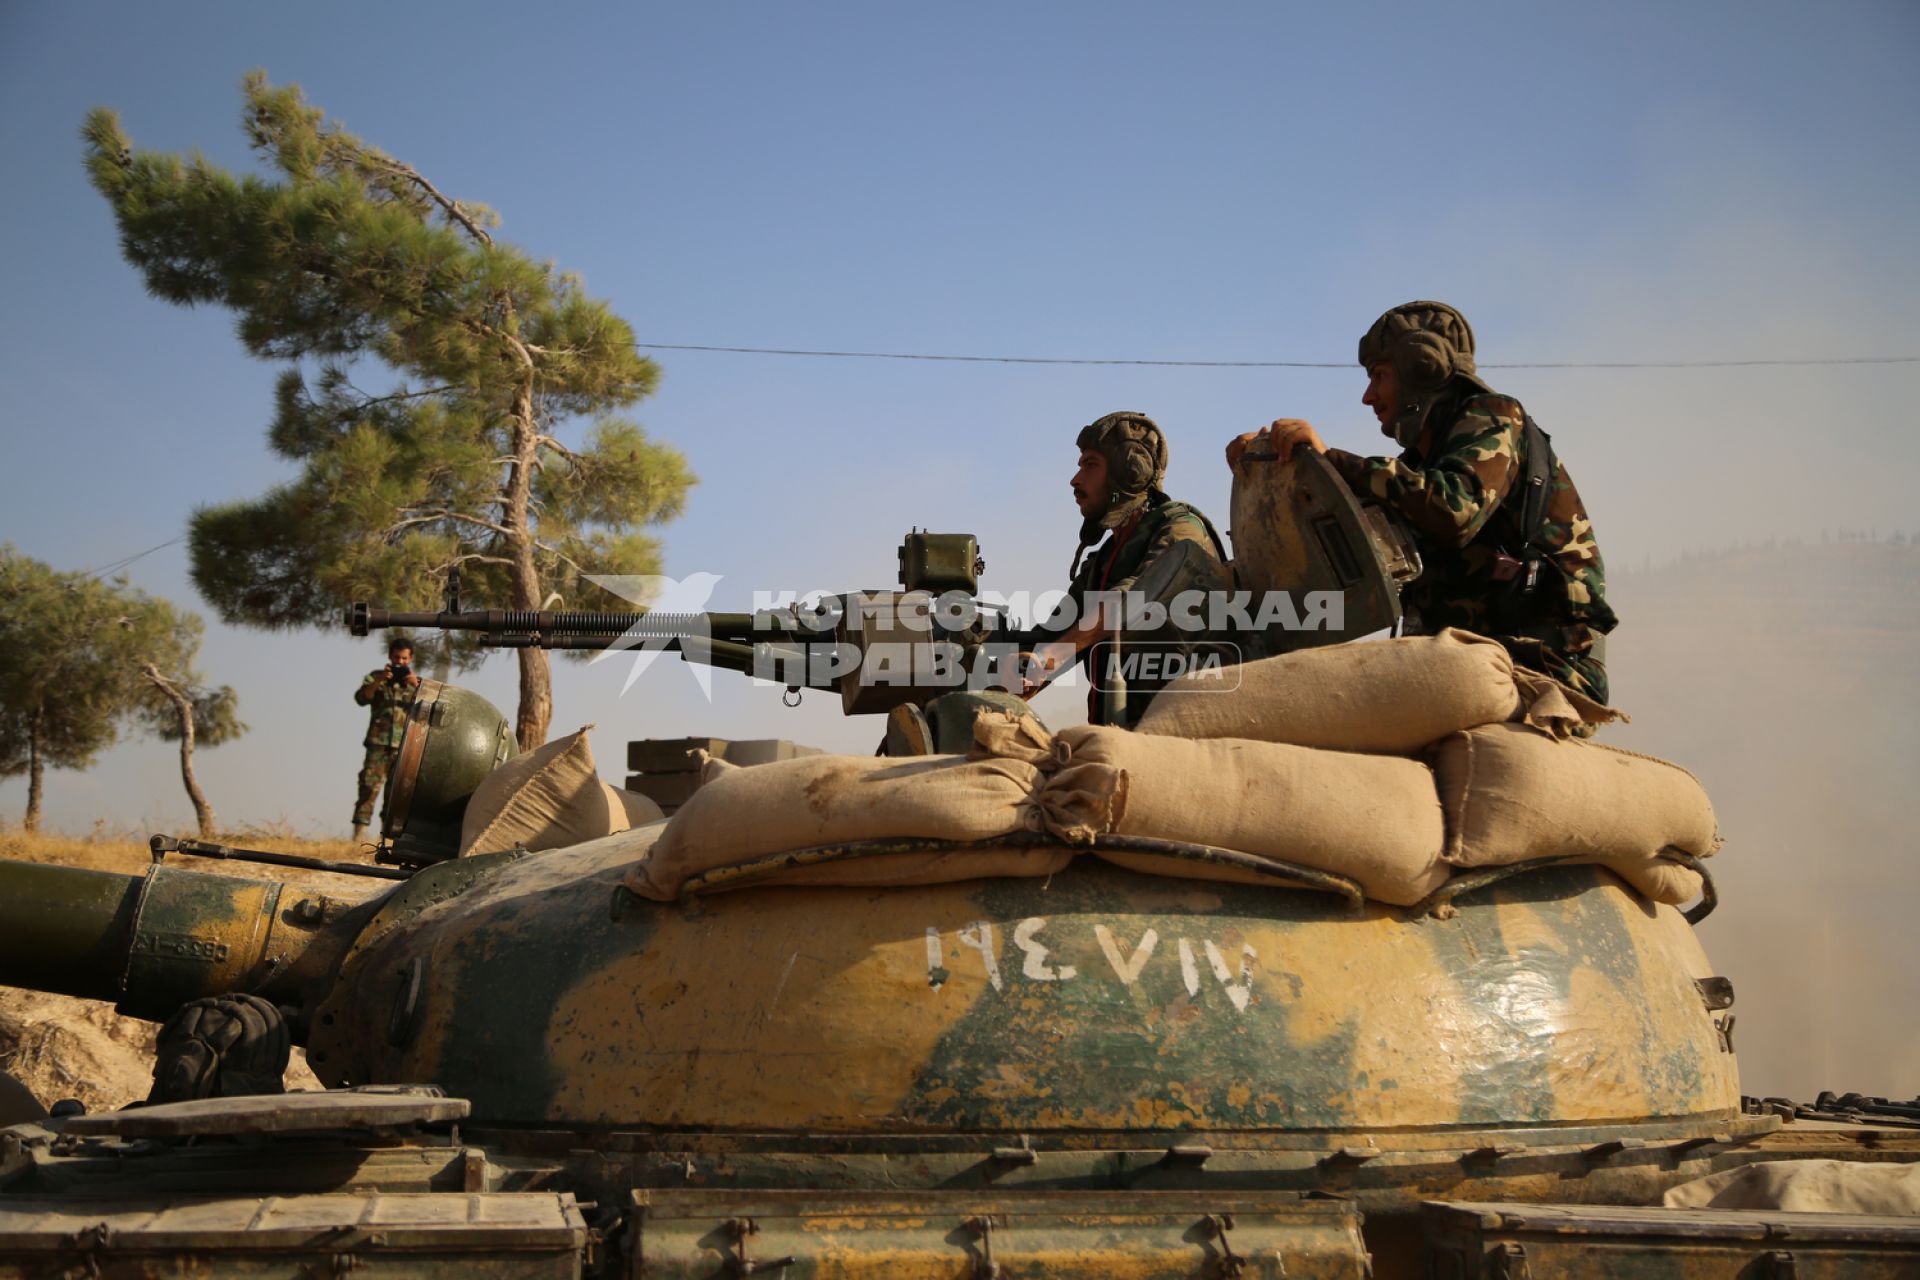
[1029, 494, 1230, 723]
[1324, 390, 1618, 657]
[355, 668, 418, 749]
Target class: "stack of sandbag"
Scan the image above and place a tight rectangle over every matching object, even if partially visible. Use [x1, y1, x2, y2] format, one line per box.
[1011, 721, 1450, 907]
[460, 726, 665, 857]
[1135, 627, 1618, 749]
[617, 628, 1718, 909]
[1430, 725, 1717, 902]
[1127, 629, 1715, 904]
[622, 752, 1071, 900]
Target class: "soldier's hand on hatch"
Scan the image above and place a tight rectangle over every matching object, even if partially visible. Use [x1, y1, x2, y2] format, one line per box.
[406, 673, 421, 688]
[1233, 418, 1327, 467]
[1225, 429, 1265, 469]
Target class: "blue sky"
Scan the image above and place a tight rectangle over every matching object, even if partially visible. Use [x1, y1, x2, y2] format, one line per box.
[2, 1, 1916, 833]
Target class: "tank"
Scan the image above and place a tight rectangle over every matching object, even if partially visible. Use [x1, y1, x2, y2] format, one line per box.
[1, 830, 1916, 1277]
[3, 466, 1914, 1275]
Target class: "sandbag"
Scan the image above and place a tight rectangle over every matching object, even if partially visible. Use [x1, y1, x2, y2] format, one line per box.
[1135, 629, 1523, 752]
[625, 753, 1060, 900]
[1664, 1159, 1920, 1215]
[1137, 629, 1622, 750]
[607, 783, 664, 827]
[1055, 726, 1450, 907]
[461, 726, 633, 856]
[1431, 723, 1718, 904]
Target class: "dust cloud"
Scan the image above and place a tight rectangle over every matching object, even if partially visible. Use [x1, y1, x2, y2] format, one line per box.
[1604, 538, 1920, 1100]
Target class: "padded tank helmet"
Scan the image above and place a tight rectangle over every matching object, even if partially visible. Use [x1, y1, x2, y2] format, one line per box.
[1357, 301, 1494, 445]
[1075, 411, 1168, 503]
[1069, 411, 1170, 577]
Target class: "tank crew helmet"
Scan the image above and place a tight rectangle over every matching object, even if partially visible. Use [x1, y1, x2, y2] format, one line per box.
[1071, 411, 1169, 576]
[1357, 301, 1494, 446]
[1076, 411, 1168, 508]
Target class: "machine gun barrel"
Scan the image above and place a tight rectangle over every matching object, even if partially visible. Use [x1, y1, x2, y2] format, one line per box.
[344, 532, 1010, 713]
[348, 603, 764, 639]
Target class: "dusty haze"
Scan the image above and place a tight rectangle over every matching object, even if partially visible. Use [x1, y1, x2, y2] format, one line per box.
[1604, 538, 1919, 1100]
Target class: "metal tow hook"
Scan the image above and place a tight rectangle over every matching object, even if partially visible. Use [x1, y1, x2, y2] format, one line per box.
[1490, 1241, 1532, 1280]
[723, 1218, 793, 1275]
[964, 1215, 1002, 1279]
[1205, 1213, 1247, 1278]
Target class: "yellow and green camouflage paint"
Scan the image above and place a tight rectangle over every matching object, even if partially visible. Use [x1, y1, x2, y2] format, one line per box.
[310, 845, 1736, 1136]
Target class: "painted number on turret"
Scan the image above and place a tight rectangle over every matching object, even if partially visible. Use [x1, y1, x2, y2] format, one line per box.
[925, 919, 1259, 1013]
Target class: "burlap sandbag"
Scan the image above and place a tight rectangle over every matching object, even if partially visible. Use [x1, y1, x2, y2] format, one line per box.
[1665, 1159, 1920, 1215]
[461, 726, 634, 856]
[1134, 629, 1523, 752]
[1053, 726, 1450, 906]
[625, 753, 1062, 900]
[1431, 723, 1717, 904]
[1137, 629, 1621, 750]
[607, 784, 664, 827]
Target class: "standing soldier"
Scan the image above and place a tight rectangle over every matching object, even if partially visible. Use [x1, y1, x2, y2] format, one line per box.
[351, 636, 420, 843]
[1228, 302, 1617, 706]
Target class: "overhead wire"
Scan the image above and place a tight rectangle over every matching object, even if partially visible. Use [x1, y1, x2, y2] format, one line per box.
[634, 341, 1919, 370]
[84, 535, 185, 579]
[58, 345, 1914, 580]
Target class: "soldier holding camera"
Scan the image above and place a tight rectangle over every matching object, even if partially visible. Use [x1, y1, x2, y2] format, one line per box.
[351, 636, 420, 843]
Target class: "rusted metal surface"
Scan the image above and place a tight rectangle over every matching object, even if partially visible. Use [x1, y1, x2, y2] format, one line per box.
[0, 1191, 587, 1278]
[1228, 448, 1416, 653]
[630, 1189, 1368, 1278]
[60, 1086, 468, 1139]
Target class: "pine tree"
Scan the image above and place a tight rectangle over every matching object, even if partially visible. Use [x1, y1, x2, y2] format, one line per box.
[129, 608, 247, 839]
[0, 549, 244, 834]
[84, 73, 693, 747]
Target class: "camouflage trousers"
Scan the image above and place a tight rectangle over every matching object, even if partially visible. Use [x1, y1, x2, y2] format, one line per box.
[352, 744, 400, 828]
[1498, 636, 1610, 738]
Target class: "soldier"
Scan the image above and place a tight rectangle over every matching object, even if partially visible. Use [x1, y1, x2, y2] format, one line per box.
[351, 636, 420, 843]
[1227, 301, 1617, 703]
[1023, 411, 1231, 726]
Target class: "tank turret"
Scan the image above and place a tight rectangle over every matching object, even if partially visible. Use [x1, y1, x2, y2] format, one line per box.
[7, 843, 1863, 1276]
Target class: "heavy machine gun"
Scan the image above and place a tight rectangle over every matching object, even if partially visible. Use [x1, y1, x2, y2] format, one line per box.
[347, 532, 1022, 717]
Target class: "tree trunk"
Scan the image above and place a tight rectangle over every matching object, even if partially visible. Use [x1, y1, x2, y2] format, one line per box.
[503, 364, 552, 749]
[144, 664, 217, 838]
[24, 707, 44, 833]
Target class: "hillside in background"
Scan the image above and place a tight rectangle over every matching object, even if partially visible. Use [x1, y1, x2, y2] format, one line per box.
[1603, 539, 1919, 1100]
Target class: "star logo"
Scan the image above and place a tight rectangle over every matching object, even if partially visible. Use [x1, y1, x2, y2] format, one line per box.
[584, 572, 725, 699]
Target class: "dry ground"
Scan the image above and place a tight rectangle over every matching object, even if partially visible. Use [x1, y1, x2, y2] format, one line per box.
[0, 826, 390, 1113]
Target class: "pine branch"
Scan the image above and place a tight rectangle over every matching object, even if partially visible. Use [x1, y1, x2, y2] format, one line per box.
[385, 508, 516, 539]
[535, 540, 590, 579]
[371, 158, 494, 247]
[435, 553, 515, 571]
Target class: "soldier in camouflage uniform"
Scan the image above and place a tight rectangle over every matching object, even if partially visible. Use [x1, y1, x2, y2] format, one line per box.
[351, 637, 420, 843]
[1023, 412, 1231, 726]
[1229, 302, 1617, 704]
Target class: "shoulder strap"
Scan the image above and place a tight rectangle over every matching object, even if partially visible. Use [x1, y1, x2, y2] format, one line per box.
[1518, 416, 1556, 553]
[1157, 499, 1230, 563]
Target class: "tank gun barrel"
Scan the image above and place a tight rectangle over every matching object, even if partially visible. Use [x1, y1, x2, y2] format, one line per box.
[0, 861, 145, 1001]
[0, 857, 382, 1023]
